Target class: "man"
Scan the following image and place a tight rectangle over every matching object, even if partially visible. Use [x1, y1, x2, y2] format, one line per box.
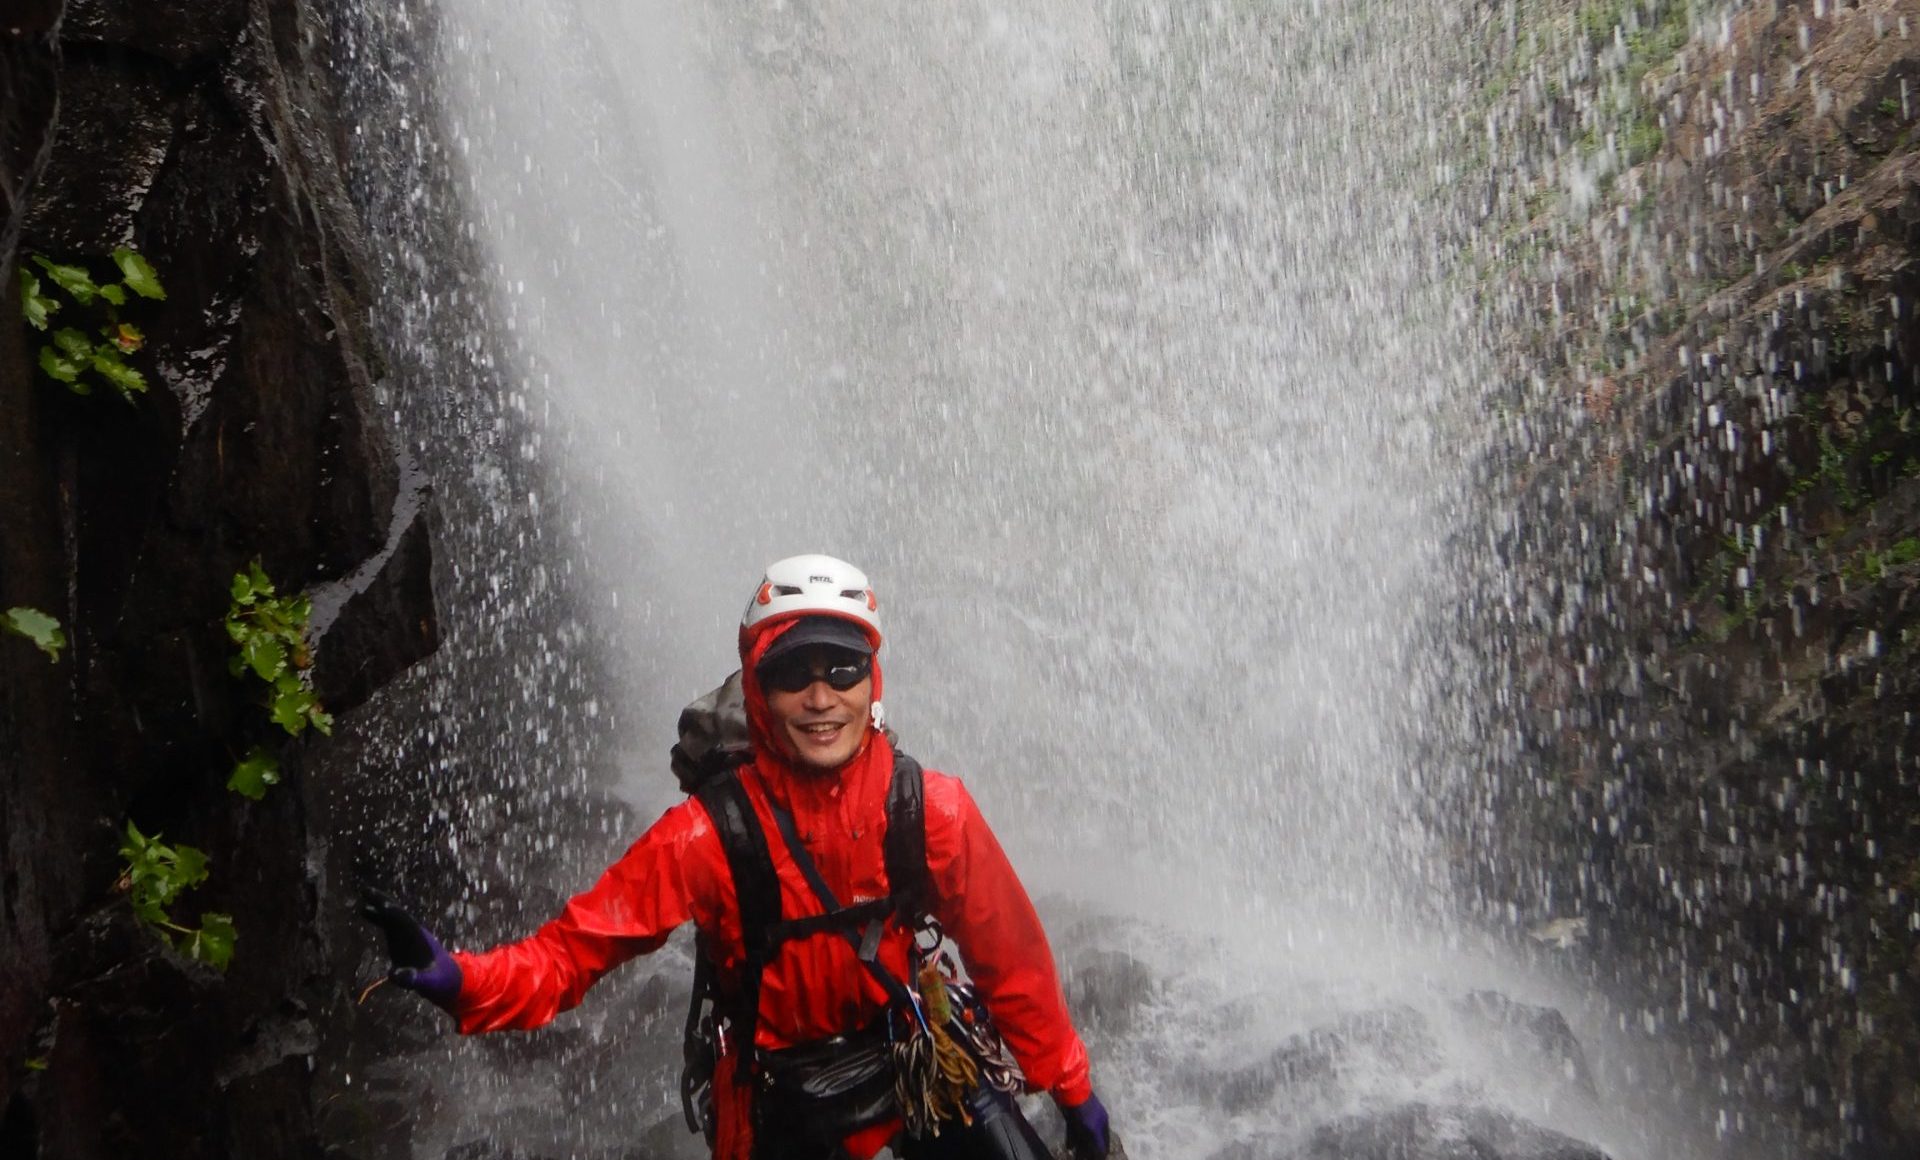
[363, 554, 1117, 1160]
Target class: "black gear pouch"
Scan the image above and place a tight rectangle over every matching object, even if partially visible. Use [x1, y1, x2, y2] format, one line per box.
[755, 1025, 898, 1149]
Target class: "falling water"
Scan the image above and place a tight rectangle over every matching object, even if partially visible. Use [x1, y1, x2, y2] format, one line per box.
[316, 2, 1787, 1158]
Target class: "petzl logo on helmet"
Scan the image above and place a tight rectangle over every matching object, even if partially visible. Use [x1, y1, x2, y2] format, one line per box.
[741, 555, 883, 646]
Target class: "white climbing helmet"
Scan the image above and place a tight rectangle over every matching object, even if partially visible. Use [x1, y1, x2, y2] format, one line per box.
[740, 553, 882, 645]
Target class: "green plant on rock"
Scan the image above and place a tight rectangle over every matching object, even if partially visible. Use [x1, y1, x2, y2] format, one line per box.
[1624, 10, 1691, 74]
[1695, 575, 1767, 644]
[1860, 539, 1920, 582]
[1788, 427, 1866, 510]
[1577, 0, 1624, 43]
[2, 606, 65, 662]
[18, 249, 167, 402]
[226, 559, 332, 740]
[226, 744, 281, 801]
[117, 821, 235, 971]
[1621, 115, 1664, 166]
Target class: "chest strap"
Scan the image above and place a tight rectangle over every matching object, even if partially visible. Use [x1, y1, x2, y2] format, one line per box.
[692, 751, 930, 1087]
[765, 791, 925, 1028]
[694, 773, 782, 1090]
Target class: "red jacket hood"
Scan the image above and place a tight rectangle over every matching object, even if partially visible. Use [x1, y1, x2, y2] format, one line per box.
[737, 613, 885, 790]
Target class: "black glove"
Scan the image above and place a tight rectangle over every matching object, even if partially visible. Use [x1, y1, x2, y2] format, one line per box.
[357, 889, 463, 1010]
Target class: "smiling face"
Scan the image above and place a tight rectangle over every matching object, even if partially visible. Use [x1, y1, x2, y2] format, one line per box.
[760, 645, 874, 772]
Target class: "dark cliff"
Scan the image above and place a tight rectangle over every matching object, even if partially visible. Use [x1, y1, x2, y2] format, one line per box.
[1465, 1, 1920, 1157]
[1, 1, 435, 1156]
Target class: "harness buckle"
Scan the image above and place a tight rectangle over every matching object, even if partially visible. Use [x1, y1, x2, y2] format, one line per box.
[857, 919, 884, 963]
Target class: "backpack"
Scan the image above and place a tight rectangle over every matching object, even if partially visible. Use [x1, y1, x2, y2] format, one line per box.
[669, 670, 753, 793]
[672, 672, 932, 1136]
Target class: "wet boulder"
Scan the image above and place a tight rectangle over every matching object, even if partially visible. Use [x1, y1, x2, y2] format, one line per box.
[1452, 991, 1596, 1099]
[1210, 1005, 1443, 1114]
[632, 1113, 712, 1160]
[1299, 1102, 1611, 1160]
[443, 1143, 634, 1160]
[1063, 950, 1157, 1033]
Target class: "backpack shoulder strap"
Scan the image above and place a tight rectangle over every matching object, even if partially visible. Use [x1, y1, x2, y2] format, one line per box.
[884, 750, 931, 924]
[689, 752, 929, 1087]
[693, 770, 780, 1084]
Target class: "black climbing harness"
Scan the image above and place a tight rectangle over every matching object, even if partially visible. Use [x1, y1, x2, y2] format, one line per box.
[680, 749, 938, 1135]
[668, 661, 1040, 1156]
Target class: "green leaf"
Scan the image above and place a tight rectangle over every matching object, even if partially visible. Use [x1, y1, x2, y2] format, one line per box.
[130, 893, 171, 927]
[19, 268, 59, 330]
[227, 562, 324, 734]
[270, 687, 316, 735]
[32, 255, 100, 305]
[185, 912, 236, 971]
[227, 746, 281, 800]
[3, 607, 66, 661]
[241, 632, 287, 682]
[96, 283, 127, 307]
[253, 609, 294, 640]
[52, 327, 93, 357]
[89, 346, 148, 400]
[38, 345, 87, 388]
[113, 248, 166, 301]
[24, 1057, 48, 1072]
[170, 843, 209, 890]
[117, 821, 211, 929]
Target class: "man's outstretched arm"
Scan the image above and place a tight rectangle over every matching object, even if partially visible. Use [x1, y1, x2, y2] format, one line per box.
[446, 798, 715, 1032]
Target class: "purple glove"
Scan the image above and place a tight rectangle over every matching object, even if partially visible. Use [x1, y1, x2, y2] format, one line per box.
[1060, 1091, 1113, 1159]
[357, 890, 463, 1012]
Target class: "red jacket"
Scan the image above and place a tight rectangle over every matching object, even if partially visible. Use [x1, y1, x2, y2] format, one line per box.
[449, 621, 1091, 1158]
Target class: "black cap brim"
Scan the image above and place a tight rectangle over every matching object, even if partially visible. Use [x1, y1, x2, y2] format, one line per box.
[757, 616, 874, 668]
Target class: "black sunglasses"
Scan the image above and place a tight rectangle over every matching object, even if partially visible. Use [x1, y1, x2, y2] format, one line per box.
[758, 653, 871, 694]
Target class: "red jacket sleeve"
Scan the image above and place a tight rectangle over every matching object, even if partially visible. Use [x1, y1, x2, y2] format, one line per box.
[450, 798, 714, 1033]
[921, 772, 1093, 1105]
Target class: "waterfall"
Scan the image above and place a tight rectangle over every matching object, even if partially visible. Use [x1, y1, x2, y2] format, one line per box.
[320, 2, 1751, 1158]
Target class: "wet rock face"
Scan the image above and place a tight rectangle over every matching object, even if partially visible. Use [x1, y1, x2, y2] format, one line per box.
[0, 0, 435, 1155]
[1, 6, 61, 254]
[58, 0, 249, 69]
[1464, 1, 1920, 1155]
